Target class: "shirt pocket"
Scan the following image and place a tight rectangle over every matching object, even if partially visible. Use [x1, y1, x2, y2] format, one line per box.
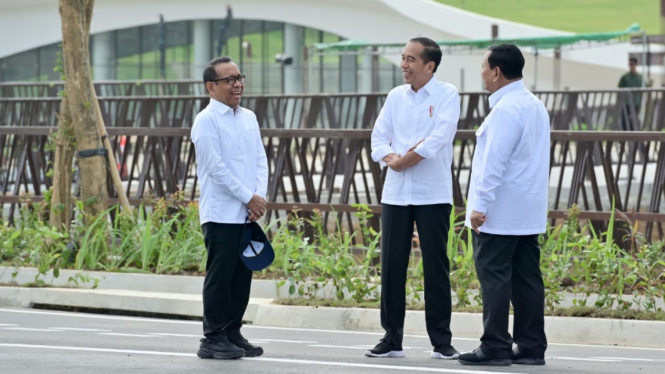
[219, 126, 243, 161]
[476, 122, 487, 137]
[241, 122, 259, 160]
[243, 121, 258, 133]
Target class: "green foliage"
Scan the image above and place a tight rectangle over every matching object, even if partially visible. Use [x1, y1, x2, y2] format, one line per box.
[269, 205, 381, 302]
[434, 0, 658, 34]
[54, 46, 65, 81]
[2, 199, 664, 315]
[1, 198, 205, 286]
[539, 203, 665, 312]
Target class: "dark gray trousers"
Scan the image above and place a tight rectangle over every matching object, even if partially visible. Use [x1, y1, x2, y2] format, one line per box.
[201, 222, 252, 342]
[472, 232, 548, 358]
[380, 203, 453, 348]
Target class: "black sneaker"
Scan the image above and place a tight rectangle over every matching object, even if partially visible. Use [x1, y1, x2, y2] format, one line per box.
[430, 344, 459, 359]
[197, 337, 245, 360]
[458, 347, 511, 366]
[228, 332, 264, 357]
[365, 339, 405, 358]
[511, 346, 546, 365]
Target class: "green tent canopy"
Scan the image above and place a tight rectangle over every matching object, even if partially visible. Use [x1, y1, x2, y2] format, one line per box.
[312, 23, 642, 52]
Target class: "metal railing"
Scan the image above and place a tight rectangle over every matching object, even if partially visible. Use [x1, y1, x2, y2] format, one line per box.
[0, 89, 660, 131]
[1, 88, 665, 240]
[1, 127, 665, 240]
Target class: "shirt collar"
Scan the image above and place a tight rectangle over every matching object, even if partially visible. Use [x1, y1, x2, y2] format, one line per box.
[488, 80, 525, 108]
[208, 97, 241, 115]
[408, 76, 438, 96]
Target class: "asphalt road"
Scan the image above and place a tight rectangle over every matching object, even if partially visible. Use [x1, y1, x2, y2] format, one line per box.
[1, 307, 664, 374]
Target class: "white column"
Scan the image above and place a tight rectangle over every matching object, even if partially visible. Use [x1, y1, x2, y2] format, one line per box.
[92, 31, 113, 80]
[284, 24, 303, 94]
[340, 54, 357, 92]
[359, 48, 373, 93]
[193, 20, 212, 79]
[553, 47, 562, 90]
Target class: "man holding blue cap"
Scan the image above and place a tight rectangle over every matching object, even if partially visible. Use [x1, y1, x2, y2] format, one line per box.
[191, 56, 269, 360]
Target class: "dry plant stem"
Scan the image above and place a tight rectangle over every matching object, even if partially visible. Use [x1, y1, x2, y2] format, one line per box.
[89, 84, 131, 213]
[50, 92, 75, 230]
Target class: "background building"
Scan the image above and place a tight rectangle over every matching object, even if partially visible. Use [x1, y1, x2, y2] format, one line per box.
[0, 0, 658, 92]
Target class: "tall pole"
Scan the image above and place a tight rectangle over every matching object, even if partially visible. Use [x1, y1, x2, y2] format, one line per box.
[661, 0, 665, 86]
[642, 31, 647, 89]
[553, 46, 561, 90]
[159, 14, 166, 79]
[533, 46, 539, 90]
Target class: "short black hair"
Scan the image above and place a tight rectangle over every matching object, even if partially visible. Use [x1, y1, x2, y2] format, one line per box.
[203, 56, 233, 84]
[409, 37, 442, 73]
[487, 44, 524, 80]
[629, 57, 638, 64]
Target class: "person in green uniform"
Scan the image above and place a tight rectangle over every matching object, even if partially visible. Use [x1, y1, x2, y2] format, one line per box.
[618, 57, 644, 130]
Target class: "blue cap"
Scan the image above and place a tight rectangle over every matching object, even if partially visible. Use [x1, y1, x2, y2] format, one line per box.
[239, 221, 275, 271]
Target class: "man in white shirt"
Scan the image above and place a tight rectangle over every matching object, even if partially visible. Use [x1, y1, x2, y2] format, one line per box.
[459, 44, 549, 367]
[366, 37, 460, 360]
[191, 57, 269, 360]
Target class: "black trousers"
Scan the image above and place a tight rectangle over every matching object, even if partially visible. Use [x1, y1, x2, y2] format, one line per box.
[472, 232, 548, 358]
[201, 222, 252, 342]
[380, 203, 453, 348]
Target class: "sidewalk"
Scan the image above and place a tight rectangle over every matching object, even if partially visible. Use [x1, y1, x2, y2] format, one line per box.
[1, 267, 665, 348]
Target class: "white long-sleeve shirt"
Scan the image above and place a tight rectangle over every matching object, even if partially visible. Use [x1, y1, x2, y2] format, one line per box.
[371, 77, 460, 206]
[465, 80, 550, 235]
[191, 98, 268, 225]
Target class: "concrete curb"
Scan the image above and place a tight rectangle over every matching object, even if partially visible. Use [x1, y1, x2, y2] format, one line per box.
[1, 286, 664, 348]
[0, 266, 280, 298]
[4, 266, 663, 310]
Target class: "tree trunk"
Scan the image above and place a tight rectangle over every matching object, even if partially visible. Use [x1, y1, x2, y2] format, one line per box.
[59, 0, 108, 219]
[50, 91, 76, 230]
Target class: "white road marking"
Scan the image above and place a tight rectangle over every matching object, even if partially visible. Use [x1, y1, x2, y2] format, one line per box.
[98, 333, 161, 338]
[2, 327, 60, 332]
[0, 308, 199, 325]
[249, 357, 521, 373]
[0, 343, 194, 357]
[548, 357, 620, 362]
[147, 333, 201, 338]
[257, 339, 317, 344]
[309, 345, 374, 350]
[546, 342, 665, 352]
[51, 327, 112, 332]
[590, 357, 660, 362]
[309, 344, 419, 350]
[3, 308, 665, 353]
[144, 334, 298, 344]
[244, 325, 410, 336]
[0, 343, 525, 374]
[243, 325, 453, 340]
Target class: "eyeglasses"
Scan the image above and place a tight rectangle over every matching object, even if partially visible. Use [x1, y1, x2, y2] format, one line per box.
[210, 74, 245, 85]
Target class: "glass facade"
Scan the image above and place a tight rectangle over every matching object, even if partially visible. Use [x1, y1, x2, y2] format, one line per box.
[0, 19, 402, 94]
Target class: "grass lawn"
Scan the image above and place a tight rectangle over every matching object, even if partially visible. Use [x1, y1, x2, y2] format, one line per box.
[434, 0, 660, 34]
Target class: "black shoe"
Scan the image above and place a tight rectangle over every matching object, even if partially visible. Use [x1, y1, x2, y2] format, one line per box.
[197, 337, 245, 360]
[458, 347, 511, 366]
[228, 332, 264, 357]
[511, 346, 546, 365]
[430, 344, 459, 359]
[365, 339, 405, 358]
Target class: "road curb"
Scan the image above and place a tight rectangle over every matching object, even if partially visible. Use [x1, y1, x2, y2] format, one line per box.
[4, 267, 663, 310]
[1, 286, 665, 348]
